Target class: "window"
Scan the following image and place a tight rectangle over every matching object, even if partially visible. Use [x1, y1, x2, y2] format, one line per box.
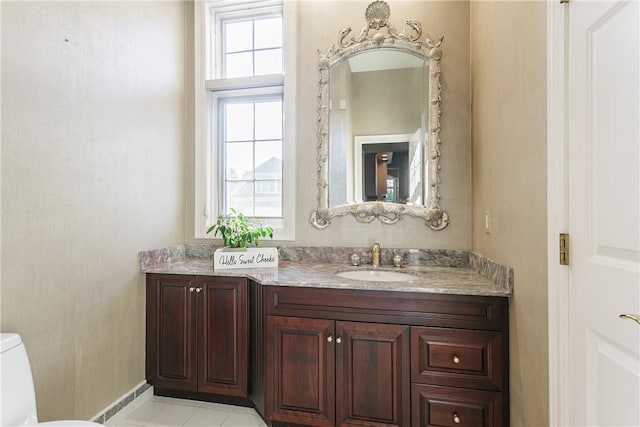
[220, 96, 282, 217]
[195, 0, 296, 240]
[222, 15, 282, 78]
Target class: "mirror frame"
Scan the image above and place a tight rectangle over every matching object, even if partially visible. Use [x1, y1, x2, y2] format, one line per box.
[310, 0, 449, 230]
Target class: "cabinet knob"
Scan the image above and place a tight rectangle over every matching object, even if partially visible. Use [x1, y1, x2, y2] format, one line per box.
[452, 355, 460, 364]
[336, 336, 342, 344]
[189, 287, 196, 292]
[195, 287, 202, 293]
[453, 413, 461, 424]
[327, 335, 333, 343]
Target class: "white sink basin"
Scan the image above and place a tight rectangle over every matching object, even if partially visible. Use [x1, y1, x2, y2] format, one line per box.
[336, 269, 415, 282]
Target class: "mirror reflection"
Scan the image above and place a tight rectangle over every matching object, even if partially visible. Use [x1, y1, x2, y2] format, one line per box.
[328, 49, 427, 208]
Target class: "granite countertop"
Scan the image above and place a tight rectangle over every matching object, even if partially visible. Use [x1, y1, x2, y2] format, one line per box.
[140, 245, 513, 297]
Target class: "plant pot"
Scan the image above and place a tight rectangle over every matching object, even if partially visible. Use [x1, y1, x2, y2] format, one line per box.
[213, 247, 278, 270]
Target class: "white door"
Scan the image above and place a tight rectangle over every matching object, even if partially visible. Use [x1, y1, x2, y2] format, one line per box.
[567, 1, 640, 425]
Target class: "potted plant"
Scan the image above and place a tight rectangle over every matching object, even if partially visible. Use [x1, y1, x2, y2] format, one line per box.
[208, 208, 277, 270]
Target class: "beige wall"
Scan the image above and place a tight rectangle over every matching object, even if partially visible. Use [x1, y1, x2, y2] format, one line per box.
[470, 1, 548, 426]
[185, 0, 472, 249]
[351, 67, 423, 135]
[1, 1, 187, 421]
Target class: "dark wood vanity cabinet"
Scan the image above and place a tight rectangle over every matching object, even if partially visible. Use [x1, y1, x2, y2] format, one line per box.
[261, 286, 508, 427]
[146, 274, 248, 399]
[147, 276, 508, 426]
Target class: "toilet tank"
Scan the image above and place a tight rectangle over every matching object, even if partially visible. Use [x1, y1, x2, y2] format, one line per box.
[1, 333, 39, 426]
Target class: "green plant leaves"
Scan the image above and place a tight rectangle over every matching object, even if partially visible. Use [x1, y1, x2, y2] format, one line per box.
[206, 208, 274, 248]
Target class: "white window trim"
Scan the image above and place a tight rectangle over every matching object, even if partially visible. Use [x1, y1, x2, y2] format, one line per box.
[194, 0, 296, 241]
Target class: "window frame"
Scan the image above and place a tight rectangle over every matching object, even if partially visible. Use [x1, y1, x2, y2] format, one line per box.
[194, 0, 296, 240]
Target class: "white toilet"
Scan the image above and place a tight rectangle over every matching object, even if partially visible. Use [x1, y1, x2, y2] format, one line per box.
[0, 333, 102, 426]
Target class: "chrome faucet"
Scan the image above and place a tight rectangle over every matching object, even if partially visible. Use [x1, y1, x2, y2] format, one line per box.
[372, 242, 381, 267]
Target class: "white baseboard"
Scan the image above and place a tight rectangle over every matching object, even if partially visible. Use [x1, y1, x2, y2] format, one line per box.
[90, 381, 153, 425]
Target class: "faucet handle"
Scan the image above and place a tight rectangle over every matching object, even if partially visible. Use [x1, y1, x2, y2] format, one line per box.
[372, 242, 381, 252]
[350, 253, 361, 266]
[393, 253, 403, 268]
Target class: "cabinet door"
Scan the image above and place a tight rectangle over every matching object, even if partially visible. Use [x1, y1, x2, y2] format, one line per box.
[266, 316, 335, 427]
[335, 321, 410, 427]
[198, 276, 248, 397]
[146, 274, 198, 391]
[411, 384, 503, 427]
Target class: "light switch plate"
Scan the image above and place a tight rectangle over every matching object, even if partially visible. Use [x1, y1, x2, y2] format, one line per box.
[484, 210, 492, 234]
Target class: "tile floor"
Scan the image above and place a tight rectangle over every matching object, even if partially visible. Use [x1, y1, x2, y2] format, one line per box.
[105, 396, 268, 427]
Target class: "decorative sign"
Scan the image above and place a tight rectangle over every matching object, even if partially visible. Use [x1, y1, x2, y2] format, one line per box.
[213, 247, 278, 270]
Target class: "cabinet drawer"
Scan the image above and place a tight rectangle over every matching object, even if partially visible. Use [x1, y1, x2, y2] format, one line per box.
[411, 384, 504, 427]
[411, 327, 504, 391]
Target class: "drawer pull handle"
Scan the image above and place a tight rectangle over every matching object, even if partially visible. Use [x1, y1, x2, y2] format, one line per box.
[453, 413, 461, 424]
[452, 355, 461, 364]
[189, 287, 196, 292]
[327, 335, 333, 343]
[336, 336, 342, 344]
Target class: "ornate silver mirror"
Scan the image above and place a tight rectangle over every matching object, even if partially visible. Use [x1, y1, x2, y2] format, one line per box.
[310, 0, 449, 230]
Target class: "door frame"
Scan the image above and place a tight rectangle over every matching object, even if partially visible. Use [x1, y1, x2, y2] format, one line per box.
[546, 1, 570, 426]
